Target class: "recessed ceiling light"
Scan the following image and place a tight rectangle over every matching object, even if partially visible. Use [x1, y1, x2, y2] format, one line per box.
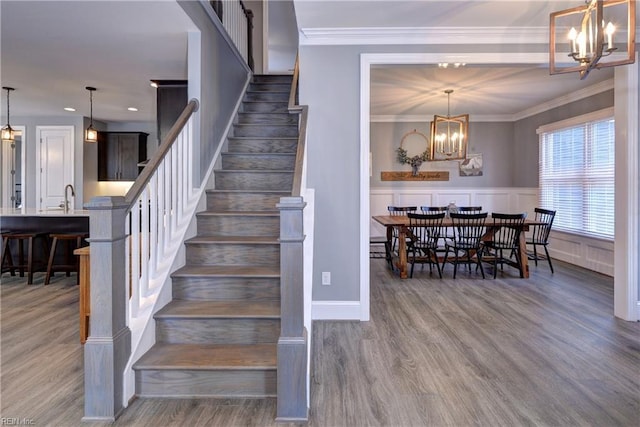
[64, 107, 76, 112]
[127, 107, 138, 112]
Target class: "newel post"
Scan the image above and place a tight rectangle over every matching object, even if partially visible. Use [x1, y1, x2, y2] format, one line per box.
[83, 196, 131, 422]
[276, 196, 308, 422]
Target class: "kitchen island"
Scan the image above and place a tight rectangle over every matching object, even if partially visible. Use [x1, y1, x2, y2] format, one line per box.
[1, 208, 90, 282]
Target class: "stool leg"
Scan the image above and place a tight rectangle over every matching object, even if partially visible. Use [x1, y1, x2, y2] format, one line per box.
[40, 236, 49, 277]
[17, 239, 25, 277]
[27, 236, 34, 285]
[1, 236, 16, 276]
[45, 237, 58, 285]
[64, 240, 72, 277]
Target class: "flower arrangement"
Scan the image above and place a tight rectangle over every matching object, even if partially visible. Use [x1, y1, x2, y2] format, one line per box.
[397, 147, 429, 168]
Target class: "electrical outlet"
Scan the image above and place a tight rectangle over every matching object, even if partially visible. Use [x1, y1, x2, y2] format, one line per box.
[322, 272, 331, 285]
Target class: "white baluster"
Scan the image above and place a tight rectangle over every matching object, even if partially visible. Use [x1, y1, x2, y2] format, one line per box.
[157, 165, 165, 263]
[130, 204, 140, 316]
[140, 188, 150, 297]
[149, 174, 158, 272]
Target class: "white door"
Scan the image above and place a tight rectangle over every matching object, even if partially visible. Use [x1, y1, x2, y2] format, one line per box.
[36, 126, 74, 210]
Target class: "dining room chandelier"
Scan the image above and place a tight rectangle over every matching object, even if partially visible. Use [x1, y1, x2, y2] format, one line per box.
[2, 87, 15, 143]
[430, 89, 468, 161]
[85, 86, 98, 143]
[549, 0, 636, 80]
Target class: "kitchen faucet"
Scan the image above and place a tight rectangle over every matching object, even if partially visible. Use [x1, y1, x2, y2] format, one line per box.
[63, 184, 75, 213]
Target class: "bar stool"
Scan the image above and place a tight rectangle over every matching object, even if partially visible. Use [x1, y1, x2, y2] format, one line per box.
[1, 232, 49, 284]
[45, 232, 89, 285]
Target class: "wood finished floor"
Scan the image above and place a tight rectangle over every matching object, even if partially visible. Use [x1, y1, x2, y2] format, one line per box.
[1, 261, 638, 426]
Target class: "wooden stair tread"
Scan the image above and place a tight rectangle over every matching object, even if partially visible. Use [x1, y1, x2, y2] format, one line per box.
[196, 211, 279, 217]
[156, 300, 280, 318]
[215, 169, 293, 173]
[206, 189, 290, 194]
[242, 100, 288, 104]
[173, 264, 280, 278]
[185, 235, 278, 244]
[222, 152, 295, 156]
[134, 343, 277, 370]
[227, 136, 298, 140]
[246, 90, 289, 94]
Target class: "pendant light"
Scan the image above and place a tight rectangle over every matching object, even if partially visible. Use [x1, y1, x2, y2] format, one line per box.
[2, 87, 15, 143]
[85, 86, 98, 143]
[549, 0, 636, 80]
[430, 89, 469, 161]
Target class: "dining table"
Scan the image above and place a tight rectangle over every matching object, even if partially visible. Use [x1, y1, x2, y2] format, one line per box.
[372, 214, 546, 279]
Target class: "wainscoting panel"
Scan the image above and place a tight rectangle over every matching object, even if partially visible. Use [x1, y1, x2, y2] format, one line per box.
[549, 231, 614, 276]
[435, 192, 472, 208]
[370, 192, 395, 237]
[396, 193, 433, 209]
[474, 191, 511, 213]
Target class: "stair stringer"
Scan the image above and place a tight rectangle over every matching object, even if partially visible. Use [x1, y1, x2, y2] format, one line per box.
[121, 77, 251, 407]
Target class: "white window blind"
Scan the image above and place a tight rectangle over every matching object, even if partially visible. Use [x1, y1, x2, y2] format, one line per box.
[538, 109, 615, 240]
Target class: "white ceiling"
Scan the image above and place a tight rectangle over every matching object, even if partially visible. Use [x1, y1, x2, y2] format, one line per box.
[1, 0, 195, 123]
[370, 64, 614, 118]
[294, 0, 581, 29]
[0, 0, 632, 124]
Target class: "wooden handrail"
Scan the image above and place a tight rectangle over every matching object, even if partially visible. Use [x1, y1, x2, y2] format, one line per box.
[288, 55, 308, 198]
[125, 99, 199, 207]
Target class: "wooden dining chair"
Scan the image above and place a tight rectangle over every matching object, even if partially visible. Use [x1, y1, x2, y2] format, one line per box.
[483, 212, 527, 278]
[387, 206, 417, 262]
[458, 206, 483, 213]
[525, 208, 556, 273]
[443, 212, 487, 279]
[420, 206, 447, 213]
[420, 206, 450, 249]
[407, 212, 445, 278]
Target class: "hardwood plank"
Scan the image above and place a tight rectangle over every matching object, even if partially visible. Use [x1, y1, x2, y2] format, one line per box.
[2, 260, 638, 426]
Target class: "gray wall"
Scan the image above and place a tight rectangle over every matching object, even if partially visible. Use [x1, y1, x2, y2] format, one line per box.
[371, 121, 514, 188]
[179, 0, 250, 184]
[513, 89, 614, 187]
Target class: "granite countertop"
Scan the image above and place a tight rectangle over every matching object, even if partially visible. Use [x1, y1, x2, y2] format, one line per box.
[0, 208, 90, 217]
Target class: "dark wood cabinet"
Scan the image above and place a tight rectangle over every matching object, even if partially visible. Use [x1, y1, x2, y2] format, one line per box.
[153, 80, 188, 145]
[98, 132, 148, 181]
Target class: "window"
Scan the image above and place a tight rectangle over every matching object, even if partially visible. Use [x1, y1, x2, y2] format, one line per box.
[537, 108, 614, 240]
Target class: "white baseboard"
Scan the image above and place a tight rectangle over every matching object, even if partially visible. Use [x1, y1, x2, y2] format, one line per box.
[636, 302, 640, 322]
[312, 301, 362, 320]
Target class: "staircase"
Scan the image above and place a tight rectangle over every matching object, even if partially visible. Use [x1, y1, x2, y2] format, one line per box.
[133, 75, 296, 398]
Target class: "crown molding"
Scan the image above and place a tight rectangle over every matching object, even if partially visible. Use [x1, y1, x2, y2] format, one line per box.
[300, 26, 548, 46]
[370, 114, 511, 123]
[512, 78, 614, 120]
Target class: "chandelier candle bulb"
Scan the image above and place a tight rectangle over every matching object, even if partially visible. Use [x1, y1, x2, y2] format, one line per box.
[606, 22, 615, 49]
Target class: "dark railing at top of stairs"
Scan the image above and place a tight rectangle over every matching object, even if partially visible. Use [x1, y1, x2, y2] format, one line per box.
[210, 0, 254, 71]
